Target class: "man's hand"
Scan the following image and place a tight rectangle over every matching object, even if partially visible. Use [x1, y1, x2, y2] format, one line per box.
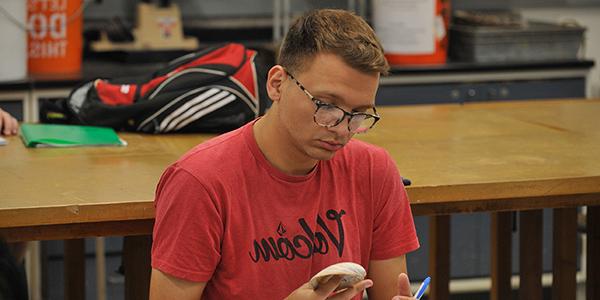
[0, 109, 18, 136]
[286, 275, 373, 300]
[391, 273, 415, 300]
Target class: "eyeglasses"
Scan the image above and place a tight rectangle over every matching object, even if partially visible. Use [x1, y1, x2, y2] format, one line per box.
[286, 71, 380, 134]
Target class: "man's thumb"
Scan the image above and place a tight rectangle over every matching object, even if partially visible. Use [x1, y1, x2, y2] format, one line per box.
[397, 273, 413, 297]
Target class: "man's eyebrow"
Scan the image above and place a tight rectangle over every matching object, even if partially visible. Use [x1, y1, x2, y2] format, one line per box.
[312, 91, 342, 101]
[313, 91, 374, 111]
[352, 104, 375, 111]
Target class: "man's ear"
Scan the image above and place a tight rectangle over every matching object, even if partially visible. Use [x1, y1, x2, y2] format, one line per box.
[266, 65, 286, 103]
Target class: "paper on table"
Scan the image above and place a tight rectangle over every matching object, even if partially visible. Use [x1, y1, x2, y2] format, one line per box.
[0, 136, 6, 146]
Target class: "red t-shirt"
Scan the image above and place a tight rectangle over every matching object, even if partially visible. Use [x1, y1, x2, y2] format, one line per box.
[151, 121, 419, 299]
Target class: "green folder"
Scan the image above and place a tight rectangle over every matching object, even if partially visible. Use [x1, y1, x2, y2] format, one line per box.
[20, 124, 126, 148]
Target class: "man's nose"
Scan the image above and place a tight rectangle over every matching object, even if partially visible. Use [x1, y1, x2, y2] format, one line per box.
[328, 116, 352, 137]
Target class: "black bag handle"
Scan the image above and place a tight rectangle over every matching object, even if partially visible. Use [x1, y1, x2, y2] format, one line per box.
[153, 43, 248, 78]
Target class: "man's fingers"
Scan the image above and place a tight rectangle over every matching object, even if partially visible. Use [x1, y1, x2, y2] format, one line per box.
[0, 111, 18, 136]
[0, 111, 5, 135]
[397, 273, 413, 297]
[328, 279, 373, 300]
[313, 275, 343, 297]
[10, 116, 18, 134]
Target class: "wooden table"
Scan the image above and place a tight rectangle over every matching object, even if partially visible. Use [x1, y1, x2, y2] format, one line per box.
[359, 99, 600, 300]
[1, 98, 599, 299]
[0, 133, 213, 299]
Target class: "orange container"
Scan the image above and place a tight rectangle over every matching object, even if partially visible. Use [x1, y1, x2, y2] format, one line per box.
[374, 0, 450, 65]
[27, 0, 82, 75]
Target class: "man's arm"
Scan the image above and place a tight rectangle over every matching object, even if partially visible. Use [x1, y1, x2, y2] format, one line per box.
[367, 255, 413, 300]
[150, 267, 372, 300]
[149, 268, 206, 300]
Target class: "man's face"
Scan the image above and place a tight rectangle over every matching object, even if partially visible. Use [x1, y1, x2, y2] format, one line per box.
[274, 53, 380, 161]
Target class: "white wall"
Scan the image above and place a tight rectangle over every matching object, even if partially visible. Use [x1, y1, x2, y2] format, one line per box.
[520, 7, 600, 98]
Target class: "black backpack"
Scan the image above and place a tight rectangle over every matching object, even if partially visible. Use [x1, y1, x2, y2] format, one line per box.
[44, 43, 271, 133]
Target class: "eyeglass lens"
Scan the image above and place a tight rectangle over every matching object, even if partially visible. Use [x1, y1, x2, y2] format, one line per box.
[314, 106, 376, 133]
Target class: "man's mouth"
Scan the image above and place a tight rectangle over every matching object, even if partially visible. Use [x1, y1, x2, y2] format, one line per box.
[317, 140, 344, 151]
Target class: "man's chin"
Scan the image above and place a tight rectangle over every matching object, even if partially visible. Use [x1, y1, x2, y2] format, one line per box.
[308, 148, 338, 161]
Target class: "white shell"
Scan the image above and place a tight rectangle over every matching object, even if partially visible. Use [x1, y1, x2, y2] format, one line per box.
[309, 262, 366, 291]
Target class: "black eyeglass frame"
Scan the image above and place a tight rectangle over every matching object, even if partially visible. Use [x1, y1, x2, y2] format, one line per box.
[286, 71, 381, 134]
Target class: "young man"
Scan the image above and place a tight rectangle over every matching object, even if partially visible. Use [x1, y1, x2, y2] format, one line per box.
[150, 9, 420, 300]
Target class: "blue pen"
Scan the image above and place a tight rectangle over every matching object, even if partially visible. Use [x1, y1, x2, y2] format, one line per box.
[414, 276, 431, 300]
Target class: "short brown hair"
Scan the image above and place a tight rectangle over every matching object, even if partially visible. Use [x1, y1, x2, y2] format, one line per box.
[278, 9, 389, 75]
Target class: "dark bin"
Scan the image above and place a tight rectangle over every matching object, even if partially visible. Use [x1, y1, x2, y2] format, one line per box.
[449, 21, 586, 63]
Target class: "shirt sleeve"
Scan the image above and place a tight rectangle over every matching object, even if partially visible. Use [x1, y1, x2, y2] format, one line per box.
[370, 151, 420, 260]
[151, 165, 223, 282]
